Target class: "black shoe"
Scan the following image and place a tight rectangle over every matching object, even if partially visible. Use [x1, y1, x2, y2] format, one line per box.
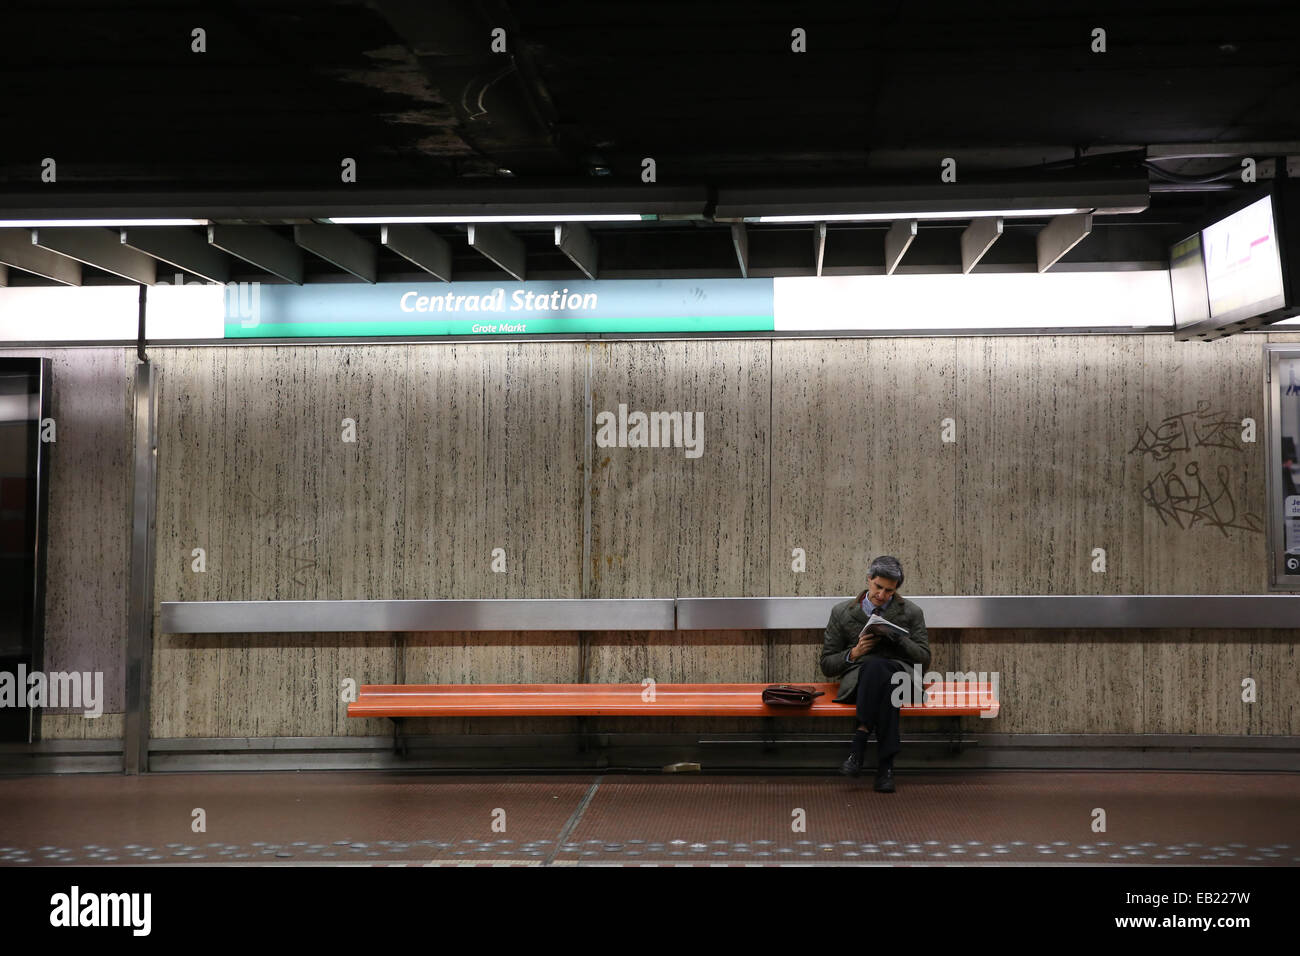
[839, 751, 863, 777]
[873, 765, 896, 793]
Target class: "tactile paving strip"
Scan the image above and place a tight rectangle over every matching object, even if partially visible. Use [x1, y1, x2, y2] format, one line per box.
[0, 771, 1295, 866]
[558, 773, 1299, 865]
[0, 773, 586, 865]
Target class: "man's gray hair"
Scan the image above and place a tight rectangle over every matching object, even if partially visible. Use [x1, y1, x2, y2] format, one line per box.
[867, 555, 905, 588]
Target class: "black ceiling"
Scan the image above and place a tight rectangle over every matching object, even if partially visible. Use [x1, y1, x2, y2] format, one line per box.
[3, 0, 1300, 283]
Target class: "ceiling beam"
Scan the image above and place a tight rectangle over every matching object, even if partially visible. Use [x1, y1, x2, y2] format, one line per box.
[294, 224, 377, 283]
[556, 223, 598, 280]
[0, 187, 709, 224]
[381, 224, 451, 281]
[853, 145, 1145, 170]
[884, 220, 917, 275]
[1146, 141, 1300, 160]
[0, 229, 82, 285]
[1037, 213, 1093, 272]
[208, 225, 304, 284]
[730, 223, 748, 278]
[715, 176, 1149, 220]
[467, 224, 525, 280]
[961, 217, 1004, 274]
[120, 227, 231, 283]
[32, 228, 156, 284]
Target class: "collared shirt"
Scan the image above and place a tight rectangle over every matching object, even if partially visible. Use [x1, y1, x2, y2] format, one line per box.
[861, 593, 892, 617]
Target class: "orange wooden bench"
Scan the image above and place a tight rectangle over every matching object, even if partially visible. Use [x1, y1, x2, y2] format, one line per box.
[350, 682, 999, 759]
[348, 682, 1000, 718]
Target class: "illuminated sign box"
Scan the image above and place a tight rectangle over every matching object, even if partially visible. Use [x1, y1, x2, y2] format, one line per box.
[5, 270, 1300, 344]
[223, 278, 775, 338]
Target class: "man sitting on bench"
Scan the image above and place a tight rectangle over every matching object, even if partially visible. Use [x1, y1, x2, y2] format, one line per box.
[819, 555, 931, 792]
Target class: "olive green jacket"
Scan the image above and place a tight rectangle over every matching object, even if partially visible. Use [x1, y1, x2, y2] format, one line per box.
[818, 590, 931, 703]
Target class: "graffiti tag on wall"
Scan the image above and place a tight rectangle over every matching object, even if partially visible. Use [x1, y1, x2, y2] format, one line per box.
[1129, 400, 1263, 536]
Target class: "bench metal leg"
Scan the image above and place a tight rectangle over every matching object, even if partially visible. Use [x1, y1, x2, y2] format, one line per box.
[391, 717, 407, 757]
[946, 716, 962, 754]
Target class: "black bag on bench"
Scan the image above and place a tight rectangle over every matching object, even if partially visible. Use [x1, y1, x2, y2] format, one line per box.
[761, 684, 826, 706]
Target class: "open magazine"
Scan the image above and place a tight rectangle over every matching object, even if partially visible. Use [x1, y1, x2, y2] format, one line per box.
[860, 615, 909, 642]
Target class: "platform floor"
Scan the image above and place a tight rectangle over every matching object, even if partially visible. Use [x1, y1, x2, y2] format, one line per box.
[1, 770, 1296, 866]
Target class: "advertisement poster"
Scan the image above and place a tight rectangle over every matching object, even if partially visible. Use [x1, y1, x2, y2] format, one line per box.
[1279, 356, 1300, 576]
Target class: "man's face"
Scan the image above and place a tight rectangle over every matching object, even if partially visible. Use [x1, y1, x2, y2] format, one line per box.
[866, 575, 899, 606]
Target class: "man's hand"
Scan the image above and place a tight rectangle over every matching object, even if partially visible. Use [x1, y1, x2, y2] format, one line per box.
[849, 630, 878, 661]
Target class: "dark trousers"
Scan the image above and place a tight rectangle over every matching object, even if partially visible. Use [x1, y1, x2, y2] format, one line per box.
[854, 657, 910, 761]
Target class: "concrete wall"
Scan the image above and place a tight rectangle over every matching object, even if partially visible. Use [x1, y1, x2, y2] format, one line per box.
[7, 330, 1300, 741]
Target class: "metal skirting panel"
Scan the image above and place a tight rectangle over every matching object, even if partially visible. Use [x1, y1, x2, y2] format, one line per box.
[148, 736, 394, 751]
[160, 598, 677, 633]
[159, 594, 1300, 634]
[0, 739, 124, 775]
[141, 734, 1300, 773]
[0, 755, 124, 774]
[8, 734, 1297, 772]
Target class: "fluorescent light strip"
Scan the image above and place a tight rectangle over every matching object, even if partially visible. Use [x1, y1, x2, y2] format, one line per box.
[0, 219, 210, 227]
[326, 214, 648, 224]
[749, 208, 1090, 223]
